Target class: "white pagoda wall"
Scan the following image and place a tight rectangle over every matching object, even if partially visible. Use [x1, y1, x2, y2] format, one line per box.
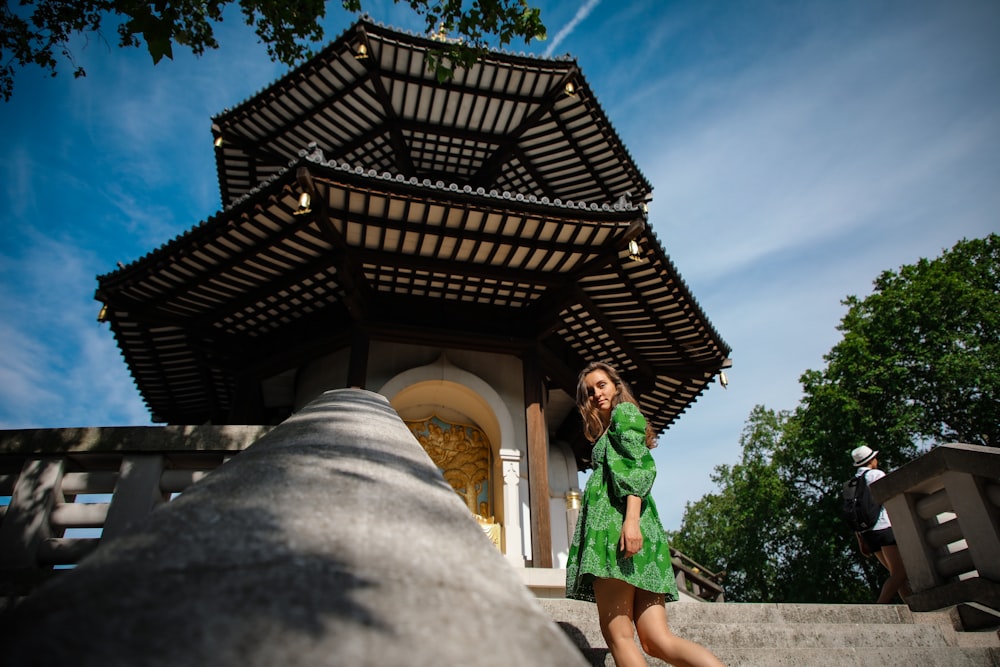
[290, 342, 580, 569]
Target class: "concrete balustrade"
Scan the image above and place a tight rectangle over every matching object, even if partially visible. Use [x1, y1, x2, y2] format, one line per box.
[0, 389, 587, 666]
[871, 442, 1000, 628]
[0, 426, 270, 585]
[49, 501, 109, 528]
[670, 548, 726, 602]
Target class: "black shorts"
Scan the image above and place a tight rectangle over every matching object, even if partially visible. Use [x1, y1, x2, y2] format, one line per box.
[861, 527, 897, 553]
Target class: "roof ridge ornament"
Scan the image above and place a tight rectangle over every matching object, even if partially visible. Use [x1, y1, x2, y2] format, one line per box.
[292, 145, 647, 214]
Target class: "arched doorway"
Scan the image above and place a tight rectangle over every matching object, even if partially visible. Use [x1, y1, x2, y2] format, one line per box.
[378, 355, 525, 565]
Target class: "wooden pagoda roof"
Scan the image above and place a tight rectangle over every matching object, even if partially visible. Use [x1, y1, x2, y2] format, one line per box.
[210, 19, 651, 208]
[94, 19, 730, 464]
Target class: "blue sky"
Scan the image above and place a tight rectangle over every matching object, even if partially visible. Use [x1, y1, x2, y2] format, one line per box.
[1, 0, 998, 530]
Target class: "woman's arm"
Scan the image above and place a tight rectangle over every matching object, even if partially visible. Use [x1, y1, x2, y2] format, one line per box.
[606, 403, 656, 500]
[619, 494, 643, 557]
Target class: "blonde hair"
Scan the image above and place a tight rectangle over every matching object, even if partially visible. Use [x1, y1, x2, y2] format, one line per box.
[576, 361, 656, 448]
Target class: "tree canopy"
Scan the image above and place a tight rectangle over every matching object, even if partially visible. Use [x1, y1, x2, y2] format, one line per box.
[672, 234, 1000, 603]
[0, 0, 546, 101]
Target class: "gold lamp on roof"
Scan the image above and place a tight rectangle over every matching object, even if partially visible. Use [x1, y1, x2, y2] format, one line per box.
[294, 191, 312, 215]
[627, 239, 642, 262]
[355, 43, 369, 60]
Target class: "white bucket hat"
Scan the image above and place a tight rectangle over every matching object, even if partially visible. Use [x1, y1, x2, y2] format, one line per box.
[851, 445, 878, 467]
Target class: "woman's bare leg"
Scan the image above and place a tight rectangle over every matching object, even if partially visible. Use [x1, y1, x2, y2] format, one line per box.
[633, 589, 726, 667]
[593, 578, 647, 667]
[876, 544, 910, 604]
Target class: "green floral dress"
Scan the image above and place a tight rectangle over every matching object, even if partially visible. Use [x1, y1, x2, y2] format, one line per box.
[565, 401, 678, 603]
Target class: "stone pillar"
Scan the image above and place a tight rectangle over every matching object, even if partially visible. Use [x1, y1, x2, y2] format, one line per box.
[883, 492, 943, 592]
[0, 458, 64, 570]
[500, 448, 525, 568]
[871, 442, 1000, 618]
[942, 470, 1000, 581]
[102, 455, 167, 542]
[0, 389, 586, 667]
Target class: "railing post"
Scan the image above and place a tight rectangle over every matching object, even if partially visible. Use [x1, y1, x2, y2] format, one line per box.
[942, 470, 1000, 581]
[102, 455, 167, 541]
[0, 458, 65, 569]
[883, 492, 943, 592]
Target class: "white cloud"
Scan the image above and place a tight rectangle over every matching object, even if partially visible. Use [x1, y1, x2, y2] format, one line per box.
[2, 145, 36, 222]
[544, 0, 602, 57]
[0, 323, 60, 421]
[0, 232, 149, 428]
[639, 5, 1000, 284]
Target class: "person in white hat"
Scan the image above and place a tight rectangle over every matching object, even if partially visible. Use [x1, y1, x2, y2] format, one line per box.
[851, 445, 910, 603]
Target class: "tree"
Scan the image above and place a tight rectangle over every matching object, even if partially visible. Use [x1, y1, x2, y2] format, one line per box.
[674, 234, 1000, 603]
[670, 406, 875, 603]
[792, 233, 999, 468]
[670, 406, 794, 602]
[0, 0, 546, 101]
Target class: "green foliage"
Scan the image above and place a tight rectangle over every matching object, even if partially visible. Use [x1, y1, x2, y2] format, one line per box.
[671, 406, 877, 602]
[674, 234, 999, 603]
[671, 406, 790, 602]
[0, 0, 546, 100]
[407, 0, 546, 82]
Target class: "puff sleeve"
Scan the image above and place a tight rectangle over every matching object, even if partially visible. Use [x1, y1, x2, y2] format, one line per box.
[605, 402, 656, 500]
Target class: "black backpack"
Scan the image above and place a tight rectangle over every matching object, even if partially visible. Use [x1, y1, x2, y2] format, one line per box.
[841, 470, 881, 532]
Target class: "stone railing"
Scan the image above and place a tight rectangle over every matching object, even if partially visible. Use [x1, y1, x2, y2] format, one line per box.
[0, 389, 588, 666]
[670, 547, 725, 602]
[0, 425, 271, 601]
[1, 424, 728, 608]
[871, 442, 1000, 628]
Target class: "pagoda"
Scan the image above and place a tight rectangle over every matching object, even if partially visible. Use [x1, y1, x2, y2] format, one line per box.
[94, 18, 731, 570]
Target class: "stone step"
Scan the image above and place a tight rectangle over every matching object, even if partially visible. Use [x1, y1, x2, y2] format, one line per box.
[570, 646, 1000, 667]
[556, 617, 957, 651]
[541, 599, 1000, 667]
[546, 598, 916, 626]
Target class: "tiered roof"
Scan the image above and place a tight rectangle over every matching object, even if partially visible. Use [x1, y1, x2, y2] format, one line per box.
[95, 19, 730, 464]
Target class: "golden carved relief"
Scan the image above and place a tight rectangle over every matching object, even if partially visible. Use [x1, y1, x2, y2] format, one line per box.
[407, 415, 490, 514]
[407, 415, 501, 548]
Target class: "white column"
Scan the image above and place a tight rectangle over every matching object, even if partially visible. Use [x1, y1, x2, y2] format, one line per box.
[500, 448, 524, 567]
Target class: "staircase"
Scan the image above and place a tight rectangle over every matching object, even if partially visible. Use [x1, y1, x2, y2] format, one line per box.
[542, 598, 1000, 666]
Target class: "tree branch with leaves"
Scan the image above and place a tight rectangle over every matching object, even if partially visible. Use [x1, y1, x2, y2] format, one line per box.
[0, 0, 546, 101]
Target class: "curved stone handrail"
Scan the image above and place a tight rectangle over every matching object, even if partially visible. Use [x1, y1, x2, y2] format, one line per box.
[871, 442, 1000, 627]
[0, 389, 587, 666]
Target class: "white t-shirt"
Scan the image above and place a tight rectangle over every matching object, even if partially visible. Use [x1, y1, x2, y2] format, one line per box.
[856, 467, 891, 531]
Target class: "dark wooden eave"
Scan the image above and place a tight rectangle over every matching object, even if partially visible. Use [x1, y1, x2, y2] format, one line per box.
[209, 19, 651, 210]
[96, 157, 730, 460]
[97, 20, 731, 469]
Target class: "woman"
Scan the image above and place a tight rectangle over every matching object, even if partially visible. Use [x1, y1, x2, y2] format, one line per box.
[851, 445, 911, 604]
[566, 361, 725, 667]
